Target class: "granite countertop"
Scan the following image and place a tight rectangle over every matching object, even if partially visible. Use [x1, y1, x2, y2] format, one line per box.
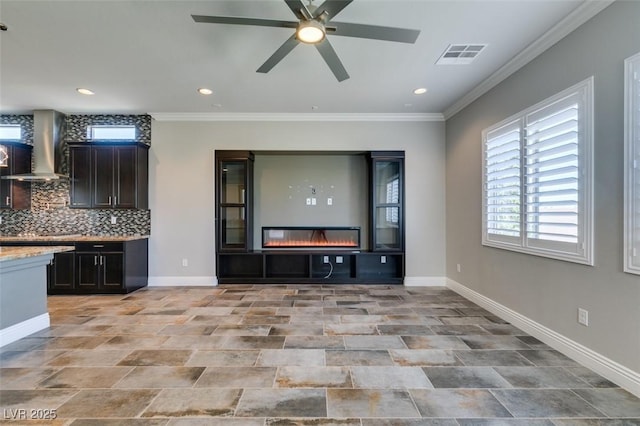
[0, 235, 149, 243]
[0, 246, 75, 262]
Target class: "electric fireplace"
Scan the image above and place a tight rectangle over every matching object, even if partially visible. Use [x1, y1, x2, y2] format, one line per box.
[262, 226, 360, 249]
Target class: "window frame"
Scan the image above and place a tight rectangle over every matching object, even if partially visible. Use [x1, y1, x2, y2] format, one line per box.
[482, 77, 594, 265]
[87, 125, 136, 141]
[624, 52, 640, 275]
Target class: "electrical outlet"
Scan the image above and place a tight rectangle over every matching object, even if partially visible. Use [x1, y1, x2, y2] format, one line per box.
[380, 255, 386, 264]
[456, 263, 461, 273]
[336, 256, 343, 264]
[323, 256, 329, 264]
[578, 308, 589, 326]
[110, 215, 117, 225]
[306, 198, 311, 205]
[327, 197, 333, 205]
[182, 258, 188, 267]
[311, 198, 316, 205]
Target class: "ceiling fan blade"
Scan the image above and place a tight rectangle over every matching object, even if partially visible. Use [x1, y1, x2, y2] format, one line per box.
[330, 22, 420, 43]
[314, 0, 353, 20]
[192, 15, 297, 29]
[315, 39, 349, 82]
[284, 0, 312, 20]
[257, 34, 300, 74]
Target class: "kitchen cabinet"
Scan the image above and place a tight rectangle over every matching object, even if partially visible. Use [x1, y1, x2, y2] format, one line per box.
[69, 142, 149, 209]
[0, 142, 32, 209]
[48, 251, 76, 293]
[72, 240, 148, 294]
[215, 151, 254, 251]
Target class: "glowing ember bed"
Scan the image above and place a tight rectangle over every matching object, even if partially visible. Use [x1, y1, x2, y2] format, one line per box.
[262, 227, 360, 249]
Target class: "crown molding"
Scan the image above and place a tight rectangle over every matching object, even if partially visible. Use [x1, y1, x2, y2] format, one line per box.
[149, 112, 444, 122]
[443, 0, 615, 120]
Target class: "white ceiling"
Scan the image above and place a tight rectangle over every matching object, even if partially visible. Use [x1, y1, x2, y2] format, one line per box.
[0, 0, 604, 117]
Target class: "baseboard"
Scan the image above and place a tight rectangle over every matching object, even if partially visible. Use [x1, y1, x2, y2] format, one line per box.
[403, 276, 447, 287]
[446, 278, 640, 398]
[0, 313, 50, 348]
[148, 276, 218, 287]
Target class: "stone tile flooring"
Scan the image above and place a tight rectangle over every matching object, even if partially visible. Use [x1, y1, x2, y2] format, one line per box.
[1, 285, 639, 425]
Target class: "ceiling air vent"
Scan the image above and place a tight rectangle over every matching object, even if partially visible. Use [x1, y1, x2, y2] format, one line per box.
[436, 44, 487, 65]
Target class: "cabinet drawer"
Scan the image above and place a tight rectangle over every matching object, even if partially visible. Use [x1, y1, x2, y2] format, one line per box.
[75, 242, 124, 252]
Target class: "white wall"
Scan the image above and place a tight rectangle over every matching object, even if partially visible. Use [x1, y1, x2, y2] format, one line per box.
[148, 119, 445, 285]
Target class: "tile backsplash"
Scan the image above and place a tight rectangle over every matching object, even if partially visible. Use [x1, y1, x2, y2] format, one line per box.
[0, 114, 151, 236]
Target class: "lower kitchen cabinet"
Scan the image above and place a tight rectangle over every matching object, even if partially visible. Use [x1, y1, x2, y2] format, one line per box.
[217, 251, 404, 284]
[48, 251, 76, 293]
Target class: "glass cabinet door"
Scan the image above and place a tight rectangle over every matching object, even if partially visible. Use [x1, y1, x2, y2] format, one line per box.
[370, 154, 404, 251]
[216, 152, 254, 252]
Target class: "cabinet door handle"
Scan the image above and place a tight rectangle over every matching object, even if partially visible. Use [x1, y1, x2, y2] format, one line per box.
[5, 196, 9, 205]
[108, 196, 112, 205]
[94, 256, 98, 265]
[100, 256, 103, 266]
[113, 196, 117, 206]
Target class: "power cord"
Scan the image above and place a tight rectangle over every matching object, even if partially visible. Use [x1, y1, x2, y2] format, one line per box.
[323, 261, 334, 279]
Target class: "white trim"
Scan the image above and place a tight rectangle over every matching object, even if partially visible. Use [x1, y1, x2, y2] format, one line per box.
[149, 113, 444, 122]
[624, 51, 640, 275]
[443, 1, 614, 120]
[148, 276, 218, 287]
[403, 276, 447, 287]
[446, 278, 640, 398]
[0, 313, 50, 348]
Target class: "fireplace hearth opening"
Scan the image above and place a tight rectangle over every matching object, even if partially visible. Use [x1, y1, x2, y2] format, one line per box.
[263, 227, 360, 249]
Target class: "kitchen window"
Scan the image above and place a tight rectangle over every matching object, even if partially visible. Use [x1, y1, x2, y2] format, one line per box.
[482, 77, 593, 265]
[88, 125, 136, 140]
[625, 52, 640, 274]
[0, 125, 21, 140]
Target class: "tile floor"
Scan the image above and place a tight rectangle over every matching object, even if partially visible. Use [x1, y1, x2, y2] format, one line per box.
[1, 285, 639, 425]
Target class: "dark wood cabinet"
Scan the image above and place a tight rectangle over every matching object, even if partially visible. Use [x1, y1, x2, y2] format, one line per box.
[48, 252, 76, 293]
[214, 150, 405, 285]
[69, 142, 149, 209]
[369, 151, 405, 252]
[72, 240, 148, 294]
[0, 142, 32, 209]
[217, 251, 403, 284]
[215, 151, 254, 251]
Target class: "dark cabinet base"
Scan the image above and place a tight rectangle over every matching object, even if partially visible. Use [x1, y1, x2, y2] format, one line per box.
[218, 251, 404, 284]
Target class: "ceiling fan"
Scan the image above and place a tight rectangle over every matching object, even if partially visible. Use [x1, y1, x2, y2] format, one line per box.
[192, 0, 420, 82]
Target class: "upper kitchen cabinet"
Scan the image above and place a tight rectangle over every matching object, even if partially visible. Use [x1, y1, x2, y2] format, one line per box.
[69, 142, 149, 209]
[368, 151, 405, 252]
[0, 142, 32, 209]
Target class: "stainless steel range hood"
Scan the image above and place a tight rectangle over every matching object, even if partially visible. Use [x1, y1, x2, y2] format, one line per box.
[2, 110, 68, 181]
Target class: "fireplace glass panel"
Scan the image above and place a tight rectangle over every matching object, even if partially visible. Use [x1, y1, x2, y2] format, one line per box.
[263, 227, 360, 249]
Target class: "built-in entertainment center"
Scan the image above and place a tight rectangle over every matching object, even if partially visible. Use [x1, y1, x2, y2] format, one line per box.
[215, 150, 405, 284]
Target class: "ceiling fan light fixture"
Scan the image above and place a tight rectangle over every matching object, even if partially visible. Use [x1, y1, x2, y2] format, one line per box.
[297, 20, 325, 44]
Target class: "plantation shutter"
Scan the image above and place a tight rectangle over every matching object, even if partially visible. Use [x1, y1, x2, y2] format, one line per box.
[524, 92, 584, 256]
[483, 120, 522, 245]
[627, 54, 640, 273]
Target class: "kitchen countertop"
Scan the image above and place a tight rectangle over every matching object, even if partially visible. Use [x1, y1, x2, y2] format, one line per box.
[0, 235, 149, 243]
[0, 246, 75, 262]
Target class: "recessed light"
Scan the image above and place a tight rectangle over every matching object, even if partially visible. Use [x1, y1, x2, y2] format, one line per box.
[198, 88, 213, 95]
[413, 88, 427, 95]
[76, 88, 95, 95]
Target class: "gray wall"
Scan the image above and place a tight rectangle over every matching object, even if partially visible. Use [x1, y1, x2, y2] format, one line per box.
[446, 1, 640, 372]
[149, 120, 445, 285]
[254, 154, 368, 249]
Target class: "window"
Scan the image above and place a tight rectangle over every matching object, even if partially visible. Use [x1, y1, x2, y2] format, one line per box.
[0, 125, 21, 140]
[88, 125, 136, 140]
[625, 52, 640, 274]
[482, 77, 593, 265]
